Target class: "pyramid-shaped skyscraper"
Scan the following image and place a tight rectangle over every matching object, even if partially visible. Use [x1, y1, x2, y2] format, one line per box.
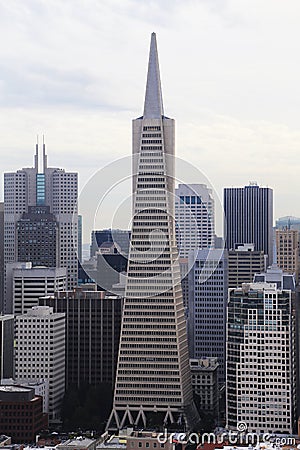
[107, 33, 200, 430]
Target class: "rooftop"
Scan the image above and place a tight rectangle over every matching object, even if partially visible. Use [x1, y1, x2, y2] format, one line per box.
[57, 438, 96, 448]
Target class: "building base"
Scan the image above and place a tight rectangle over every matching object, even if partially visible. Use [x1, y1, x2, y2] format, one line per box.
[106, 403, 201, 431]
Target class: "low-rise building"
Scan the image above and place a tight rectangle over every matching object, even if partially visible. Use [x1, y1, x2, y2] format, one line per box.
[1, 378, 49, 413]
[57, 437, 99, 450]
[0, 385, 48, 443]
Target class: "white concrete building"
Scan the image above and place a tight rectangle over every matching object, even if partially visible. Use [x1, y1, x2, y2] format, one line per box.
[6, 262, 66, 314]
[15, 306, 65, 423]
[175, 183, 215, 258]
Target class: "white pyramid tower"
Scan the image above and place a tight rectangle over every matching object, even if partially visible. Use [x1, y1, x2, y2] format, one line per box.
[107, 33, 200, 430]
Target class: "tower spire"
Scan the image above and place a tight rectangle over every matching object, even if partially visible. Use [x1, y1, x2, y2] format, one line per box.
[42, 134, 47, 172]
[143, 32, 164, 118]
[34, 135, 39, 171]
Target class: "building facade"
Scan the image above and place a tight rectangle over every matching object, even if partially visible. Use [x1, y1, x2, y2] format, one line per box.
[0, 314, 14, 379]
[226, 283, 296, 433]
[4, 140, 78, 300]
[108, 33, 199, 430]
[0, 385, 48, 443]
[6, 262, 66, 314]
[188, 249, 228, 384]
[90, 229, 130, 259]
[276, 228, 299, 282]
[0, 203, 4, 313]
[175, 184, 215, 258]
[228, 243, 265, 289]
[224, 184, 273, 264]
[1, 377, 49, 414]
[190, 358, 219, 415]
[17, 205, 58, 267]
[15, 306, 65, 423]
[39, 286, 123, 388]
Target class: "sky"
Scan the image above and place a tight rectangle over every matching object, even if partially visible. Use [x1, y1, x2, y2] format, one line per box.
[1, 0, 300, 242]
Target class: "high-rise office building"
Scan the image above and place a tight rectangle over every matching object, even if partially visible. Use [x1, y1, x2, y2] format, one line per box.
[6, 262, 66, 314]
[78, 215, 82, 263]
[224, 183, 273, 264]
[175, 183, 215, 258]
[39, 285, 123, 388]
[0, 314, 14, 379]
[228, 243, 265, 289]
[15, 306, 66, 423]
[108, 33, 199, 430]
[188, 248, 228, 384]
[0, 203, 4, 313]
[17, 205, 58, 267]
[4, 140, 78, 298]
[276, 228, 299, 282]
[226, 282, 296, 433]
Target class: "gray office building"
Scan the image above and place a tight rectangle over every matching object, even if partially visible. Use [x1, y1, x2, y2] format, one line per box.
[0, 314, 14, 379]
[224, 183, 273, 264]
[17, 205, 58, 268]
[4, 140, 78, 297]
[188, 248, 228, 384]
[39, 285, 123, 388]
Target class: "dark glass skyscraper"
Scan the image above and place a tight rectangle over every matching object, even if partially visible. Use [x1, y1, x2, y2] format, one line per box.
[17, 205, 58, 267]
[224, 184, 273, 264]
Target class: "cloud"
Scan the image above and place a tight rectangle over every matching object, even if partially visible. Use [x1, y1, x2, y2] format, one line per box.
[1, 0, 300, 240]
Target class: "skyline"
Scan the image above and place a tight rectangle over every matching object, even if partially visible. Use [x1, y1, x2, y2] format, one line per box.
[1, 0, 300, 240]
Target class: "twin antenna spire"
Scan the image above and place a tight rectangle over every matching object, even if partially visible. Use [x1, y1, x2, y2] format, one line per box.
[35, 134, 47, 173]
[143, 32, 164, 118]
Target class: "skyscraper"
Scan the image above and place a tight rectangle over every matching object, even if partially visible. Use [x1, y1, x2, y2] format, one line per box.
[228, 243, 265, 289]
[226, 282, 296, 433]
[188, 248, 228, 384]
[39, 285, 123, 389]
[0, 203, 4, 313]
[6, 262, 66, 314]
[17, 205, 58, 267]
[4, 140, 78, 297]
[15, 306, 65, 423]
[108, 33, 199, 430]
[175, 183, 215, 258]
[0, 314, 14, 379]
[276, 228, 299, 282]
[224, 183, 273, 264]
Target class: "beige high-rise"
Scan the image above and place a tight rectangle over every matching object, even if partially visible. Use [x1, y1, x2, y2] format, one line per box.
[107, 33, 199, 430]
[276, 228, 299, 282]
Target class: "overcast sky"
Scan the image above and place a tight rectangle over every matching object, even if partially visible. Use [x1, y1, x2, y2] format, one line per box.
[1, 0, 300, 241]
